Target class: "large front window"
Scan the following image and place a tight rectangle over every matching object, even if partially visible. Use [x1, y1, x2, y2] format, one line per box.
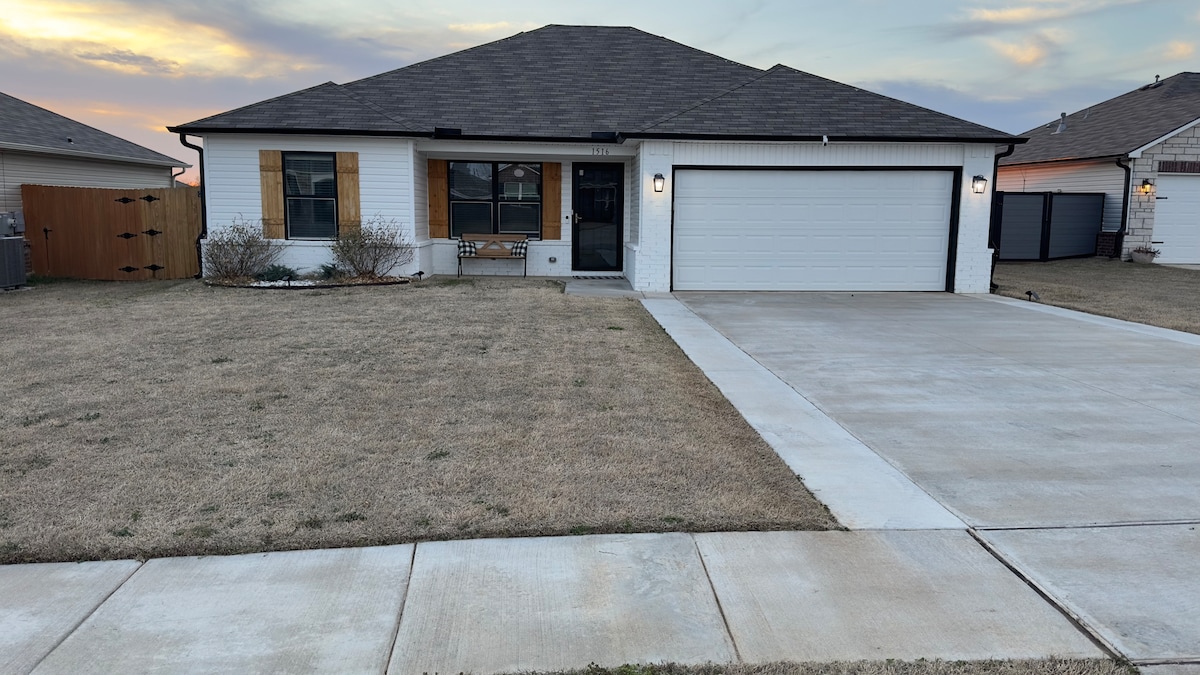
[284, 153, 337, 239]
[449, 162, 541, 238]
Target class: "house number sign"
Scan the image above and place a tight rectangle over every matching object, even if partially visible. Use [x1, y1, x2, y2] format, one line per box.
[591, 147, 611, 156]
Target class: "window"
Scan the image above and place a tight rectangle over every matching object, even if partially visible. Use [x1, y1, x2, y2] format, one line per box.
[284, 153, 337, 238]
[449, 162, 541, 238]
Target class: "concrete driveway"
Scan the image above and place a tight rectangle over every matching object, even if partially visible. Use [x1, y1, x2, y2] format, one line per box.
[675, 291, 1200, 663]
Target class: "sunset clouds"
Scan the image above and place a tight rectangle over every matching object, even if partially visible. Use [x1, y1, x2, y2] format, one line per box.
[1, 0, 1196, 184]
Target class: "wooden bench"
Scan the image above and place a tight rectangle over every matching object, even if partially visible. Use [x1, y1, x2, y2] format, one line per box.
[457, 233, 528, 277]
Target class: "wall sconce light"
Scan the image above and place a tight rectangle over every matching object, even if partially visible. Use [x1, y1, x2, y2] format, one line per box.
[1139, 178, 1154, 194]
[971, 175, 988, 194]
[653, 173, 665, 193]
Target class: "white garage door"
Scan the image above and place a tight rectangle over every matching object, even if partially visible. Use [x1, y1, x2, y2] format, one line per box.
[1154, 175, 1200, 264]
[673, 169, 954, 291]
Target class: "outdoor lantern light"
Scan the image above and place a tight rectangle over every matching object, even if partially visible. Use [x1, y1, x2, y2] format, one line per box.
[653, 173, 665, 192]
[971, 175, 988, 194]
[1140, 178, 1154, 194]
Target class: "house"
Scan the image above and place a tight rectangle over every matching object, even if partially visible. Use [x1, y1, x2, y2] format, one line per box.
[169, 25, 1019, 292]
[997, 73, 1200, 264]
[0, 92, 190, 230]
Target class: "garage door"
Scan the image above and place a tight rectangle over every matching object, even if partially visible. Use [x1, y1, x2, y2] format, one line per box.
[1154, 175, 1200, 264]
[673, 169, 954, 291]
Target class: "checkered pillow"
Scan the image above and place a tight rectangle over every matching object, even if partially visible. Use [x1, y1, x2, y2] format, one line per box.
[510, 240, 528, 258]
[457, 239, 477, 256]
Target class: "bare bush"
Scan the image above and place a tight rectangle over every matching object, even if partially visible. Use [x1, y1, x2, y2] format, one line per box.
[202, 216, 285, 281]
[330, 215, 414, 278]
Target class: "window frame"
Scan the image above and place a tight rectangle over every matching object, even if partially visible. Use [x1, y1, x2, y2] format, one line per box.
[448, 161, 542, 239]
[282, 151, 339, 240]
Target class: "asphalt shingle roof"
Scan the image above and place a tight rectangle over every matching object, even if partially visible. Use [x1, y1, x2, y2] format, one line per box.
[172, 25, 1016, 143]
[1002, 72, 1200, 165]
[635, 65, 1011, 140]
[1, 91, 187, 166]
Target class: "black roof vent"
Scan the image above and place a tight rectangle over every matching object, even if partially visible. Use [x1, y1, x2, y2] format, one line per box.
[590, 131, 618, 140]
[433, 127, 462, 137]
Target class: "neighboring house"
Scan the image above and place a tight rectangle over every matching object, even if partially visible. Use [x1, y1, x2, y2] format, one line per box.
[997, 72, 1200, 263]
[0, 92, 190, 227]
[170, 25, 1019, 292]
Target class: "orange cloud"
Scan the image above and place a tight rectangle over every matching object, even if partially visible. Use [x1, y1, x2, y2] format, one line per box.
[986, 31, 1064, 68]
[1164, 41, 1195, 60]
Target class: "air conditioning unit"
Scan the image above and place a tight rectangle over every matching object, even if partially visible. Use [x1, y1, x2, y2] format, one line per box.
[0, 236, 27, 289]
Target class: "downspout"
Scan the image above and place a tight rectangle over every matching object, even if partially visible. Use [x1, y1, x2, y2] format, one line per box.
[177, 134, 206, 278]
[1114, 157, 1132, 258]
[171, 167, 185, 184]
[988, 144, 1017, 292]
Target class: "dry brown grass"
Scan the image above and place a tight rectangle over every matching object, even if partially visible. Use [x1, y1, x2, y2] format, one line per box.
[514, 658, 1134, 675]
[0, 277, 836, 564]
[994, 258, 1200, 333]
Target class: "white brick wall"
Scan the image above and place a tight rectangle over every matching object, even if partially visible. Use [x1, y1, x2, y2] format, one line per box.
[201, 134, 416, 275]
[200, 135, 1000, 289]
[630, 140, 997, 294]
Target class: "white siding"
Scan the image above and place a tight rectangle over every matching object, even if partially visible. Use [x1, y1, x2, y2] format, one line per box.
[201, 134, 415, 274]
[0, 149, 174, 216]
[997, 159, 1126, 232]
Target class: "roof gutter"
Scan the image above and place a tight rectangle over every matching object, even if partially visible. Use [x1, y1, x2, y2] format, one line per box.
[177, 133, 206, 278]
[621, 132, 1025, 144]
[989, 144, 1017, 292]
[0, 140, 189, 168]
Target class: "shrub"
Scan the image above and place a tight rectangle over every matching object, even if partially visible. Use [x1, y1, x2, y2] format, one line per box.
[255, 264, 297, 282]
[203, 217, 285, 281]
[318, 263, 346, 280]
[329, 216, 414, 278]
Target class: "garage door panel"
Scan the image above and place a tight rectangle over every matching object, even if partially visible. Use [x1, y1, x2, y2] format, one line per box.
[1155, 175, 1200, 264]
[673, 169, 952, 291]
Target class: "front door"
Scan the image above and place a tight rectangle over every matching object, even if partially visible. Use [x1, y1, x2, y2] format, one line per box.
[572, 163, 623, 271]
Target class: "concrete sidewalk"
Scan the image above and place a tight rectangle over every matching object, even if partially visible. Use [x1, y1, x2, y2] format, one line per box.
[3, 531, 1101, 674]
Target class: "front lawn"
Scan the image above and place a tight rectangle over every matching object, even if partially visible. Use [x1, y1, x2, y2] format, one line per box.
[1, 278, 835, 564]
[993, 258, 1200, 334]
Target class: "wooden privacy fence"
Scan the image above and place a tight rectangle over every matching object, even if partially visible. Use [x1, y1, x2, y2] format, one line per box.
[22, 185, 202, 280]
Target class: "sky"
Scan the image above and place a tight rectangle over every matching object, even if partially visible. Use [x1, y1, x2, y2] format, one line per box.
[2, 0, 1198, 184]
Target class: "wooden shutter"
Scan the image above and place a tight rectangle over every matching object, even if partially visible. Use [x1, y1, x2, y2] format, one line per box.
[428, 159, 449, 238]
[336, 152, 360, 235]
[542, 162, 562, 240]
[258, 150, 285, 239]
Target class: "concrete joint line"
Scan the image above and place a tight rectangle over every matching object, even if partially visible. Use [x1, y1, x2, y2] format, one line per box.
[690, 534, 743, 664]
[382, 544, 419, 674]
[976, 519, 1200, 532]
[27, 560, 145, 673]
[1131, 657, 1200, 666]
[967, 529, 1125, 661]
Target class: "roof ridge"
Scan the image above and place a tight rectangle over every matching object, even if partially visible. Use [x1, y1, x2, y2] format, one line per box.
[346, 26, 543, 88]
[334, 85, 421, 131]
[636, 66, 778, 133]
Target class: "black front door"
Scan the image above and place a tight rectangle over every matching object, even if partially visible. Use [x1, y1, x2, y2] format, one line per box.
[572, 163, 623, 271]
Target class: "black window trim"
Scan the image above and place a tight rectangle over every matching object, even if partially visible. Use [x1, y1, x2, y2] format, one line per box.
[283, 151, 339, 240]
[448, 161, 543, 239]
